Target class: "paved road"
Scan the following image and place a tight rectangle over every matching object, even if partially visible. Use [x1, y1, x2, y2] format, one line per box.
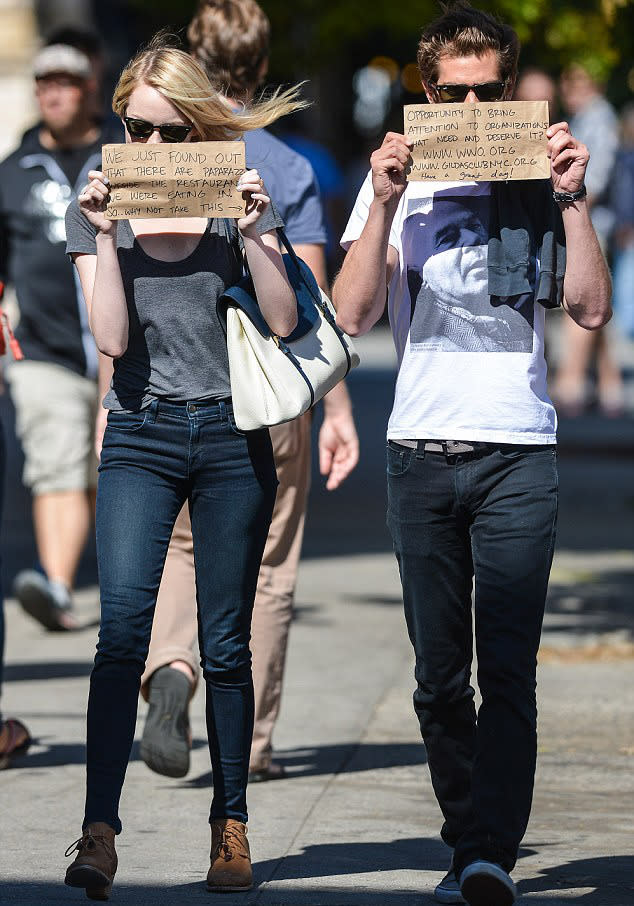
[2, 329, 633, 904]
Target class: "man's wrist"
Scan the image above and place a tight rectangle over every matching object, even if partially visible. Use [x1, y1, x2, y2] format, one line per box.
[553, 184, 587, 205]
[323, 399, 353, 418]
[370, 190, 399, 213]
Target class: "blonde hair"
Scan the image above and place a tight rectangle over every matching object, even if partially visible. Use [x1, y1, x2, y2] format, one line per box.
[112, 34, 306, 141]
[188, 0, 270, 101]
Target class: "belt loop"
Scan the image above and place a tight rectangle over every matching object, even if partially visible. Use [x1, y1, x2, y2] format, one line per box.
[147, 399, 158, 423]
[415, 440, 426, 460]
[219, 399, 227, 423]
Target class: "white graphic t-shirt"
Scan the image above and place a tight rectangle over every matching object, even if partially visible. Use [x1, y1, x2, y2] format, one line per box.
[341, 174, 557, 444]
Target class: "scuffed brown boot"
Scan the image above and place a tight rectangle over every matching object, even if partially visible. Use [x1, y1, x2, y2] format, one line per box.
[65, 823, 117, 900]
[206, 818, 252, 892]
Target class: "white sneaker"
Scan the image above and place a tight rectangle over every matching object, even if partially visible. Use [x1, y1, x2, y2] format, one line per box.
[13, 570, 77, 631]
[434, 860, 466, 904]
[459, 860, 516, 906]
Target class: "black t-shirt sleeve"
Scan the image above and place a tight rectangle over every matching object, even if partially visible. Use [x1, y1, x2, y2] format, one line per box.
[65, 198, 98, 257]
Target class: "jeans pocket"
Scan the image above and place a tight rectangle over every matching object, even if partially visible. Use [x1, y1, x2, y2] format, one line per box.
[106, 410, 148, 433]
[227, 410, 247, 436]
[498, 444, 557, 460]
[386, 440, 415, 476]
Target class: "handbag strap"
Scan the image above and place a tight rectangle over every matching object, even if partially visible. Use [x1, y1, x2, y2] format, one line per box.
[275, 227, 322, 306]
[275, 227, 353, 376]
[223, 219, 353, 378]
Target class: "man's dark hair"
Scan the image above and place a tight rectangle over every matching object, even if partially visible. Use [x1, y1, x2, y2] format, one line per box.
[187, 0, 270, 100]
[45, 25, 103, 61]
[417, 2, 520, 92]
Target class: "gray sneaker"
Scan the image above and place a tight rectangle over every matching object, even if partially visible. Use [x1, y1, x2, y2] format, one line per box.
[459, 860, 516, 906]
[435, 859, 466, 903]
[13, 570, 77, 631]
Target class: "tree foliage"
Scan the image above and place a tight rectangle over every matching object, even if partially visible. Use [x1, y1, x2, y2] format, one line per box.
[129, 0, 633, 102]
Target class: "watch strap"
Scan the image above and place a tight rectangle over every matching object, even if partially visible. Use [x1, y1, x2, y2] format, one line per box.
[552, 184, 587, 203]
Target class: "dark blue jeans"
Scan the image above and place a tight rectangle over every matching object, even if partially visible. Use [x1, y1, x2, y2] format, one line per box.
[386, 442, 558, 875]
[85, 399, 276, 833]
[0, 422, 5, 727]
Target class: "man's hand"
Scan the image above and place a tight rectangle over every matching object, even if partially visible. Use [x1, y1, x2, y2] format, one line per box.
[370, 132, 413, 210]
[547, 122, 589, 195]
[318, 395, 359, 491]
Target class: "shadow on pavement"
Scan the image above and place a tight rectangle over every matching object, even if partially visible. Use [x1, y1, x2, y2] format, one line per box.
[3, 850, 632, 904]
[517, 853, 634, 903]
[253, 836, 451, 881]
[544, 564, 634, 639]
[5, 737, 207, 770]
[181, 741, 427, 790]
[3, 660, 94, 681]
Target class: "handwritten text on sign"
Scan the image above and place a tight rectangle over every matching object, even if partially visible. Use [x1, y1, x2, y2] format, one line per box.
[103, 141, 246, 219]
[405, 101, 549, 182]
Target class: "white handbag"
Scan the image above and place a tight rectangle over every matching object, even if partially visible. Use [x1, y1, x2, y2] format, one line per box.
[218, 229, 359, 431]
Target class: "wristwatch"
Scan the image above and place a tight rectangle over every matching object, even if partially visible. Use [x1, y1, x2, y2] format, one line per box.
[552, 184, 587, 204]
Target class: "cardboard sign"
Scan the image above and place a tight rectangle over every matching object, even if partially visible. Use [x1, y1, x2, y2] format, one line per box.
[405, 101, 550, 182]
[103, 141, 246, 219]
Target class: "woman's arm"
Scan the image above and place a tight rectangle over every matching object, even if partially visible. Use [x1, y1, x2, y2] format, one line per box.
[237, 170, 298, 337]
[74, 170, 129, 357]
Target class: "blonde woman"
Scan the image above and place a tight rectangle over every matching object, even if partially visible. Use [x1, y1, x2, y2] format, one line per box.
[63, 37, 303, 899]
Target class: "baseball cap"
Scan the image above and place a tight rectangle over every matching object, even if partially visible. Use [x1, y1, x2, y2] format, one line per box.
[33, 44, 92, 80]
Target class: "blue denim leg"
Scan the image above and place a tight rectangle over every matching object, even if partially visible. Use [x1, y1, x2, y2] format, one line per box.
[187, 405, 276, 823]
[386, 443, 557, 875]
[84, 400, 276, 833]
[86, 403, 189, 832]
[0, 423, 5, 725]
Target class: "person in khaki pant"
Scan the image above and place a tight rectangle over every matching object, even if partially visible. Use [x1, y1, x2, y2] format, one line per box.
[129, 0, 359, 782]
[140, 411, 318, 779]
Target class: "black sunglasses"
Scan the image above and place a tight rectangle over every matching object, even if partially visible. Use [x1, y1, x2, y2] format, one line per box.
[124, 116, 193, 143]
[430, 81, 506, 103]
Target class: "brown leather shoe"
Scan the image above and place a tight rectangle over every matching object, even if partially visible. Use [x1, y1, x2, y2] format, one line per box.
[65, 823, 117, 900]
[207, 818, 252, 892]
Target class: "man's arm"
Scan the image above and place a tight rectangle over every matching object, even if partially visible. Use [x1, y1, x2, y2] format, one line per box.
[548, 121, 612, 330]
[295, 242, 359, 490]
[332, 133, 411, 336]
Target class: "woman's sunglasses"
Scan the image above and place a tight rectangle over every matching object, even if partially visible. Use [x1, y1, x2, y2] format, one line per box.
[430, 81, 506, 103]
[124, 116, 193, 143]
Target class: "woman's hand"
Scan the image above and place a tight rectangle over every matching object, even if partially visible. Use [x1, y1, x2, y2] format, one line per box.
[77, 170, 116, 234]
[547, 122, 589, 196]
[236, 169, 270, 235]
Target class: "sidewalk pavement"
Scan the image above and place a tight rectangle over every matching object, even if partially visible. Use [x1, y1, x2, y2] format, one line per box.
[2, 542, 633, 904]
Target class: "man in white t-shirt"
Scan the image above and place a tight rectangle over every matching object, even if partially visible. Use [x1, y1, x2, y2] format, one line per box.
[333, 5, 611, 906]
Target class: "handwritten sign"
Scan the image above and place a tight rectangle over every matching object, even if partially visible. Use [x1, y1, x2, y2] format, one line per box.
[405, 101, 549, 182]
[103, 141, 246, 219]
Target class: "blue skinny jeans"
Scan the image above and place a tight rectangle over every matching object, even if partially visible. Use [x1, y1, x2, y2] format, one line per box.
[84, 399, 276, 833]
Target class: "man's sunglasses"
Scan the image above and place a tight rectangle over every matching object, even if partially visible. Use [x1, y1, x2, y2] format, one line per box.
[124, 116, 193, 143]
[430, 81, 506, 103]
